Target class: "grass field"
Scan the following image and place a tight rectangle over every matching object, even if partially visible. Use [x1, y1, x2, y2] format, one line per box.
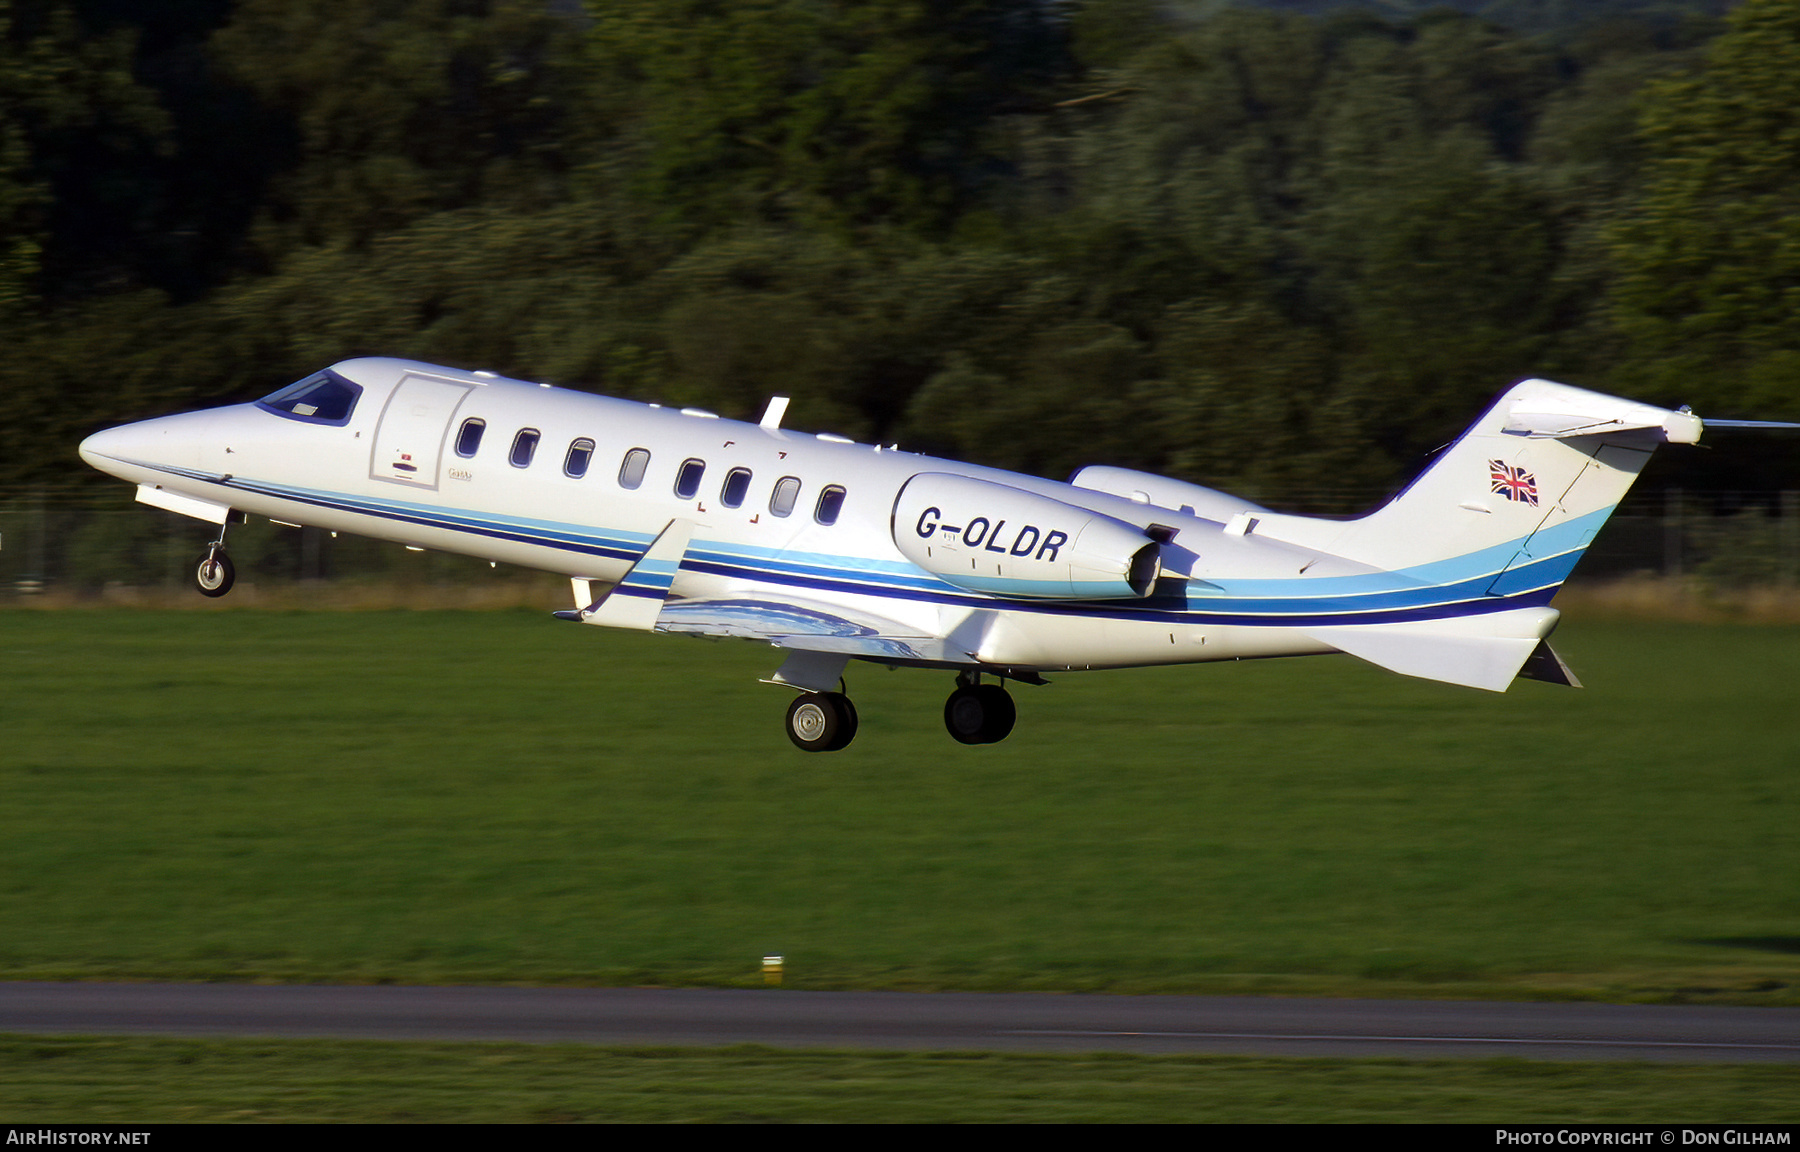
[1, 609, 1795, 1002]
[4, 1034, 1798, 1123]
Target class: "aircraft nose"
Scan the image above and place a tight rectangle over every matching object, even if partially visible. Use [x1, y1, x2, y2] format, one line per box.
[78, 423, 148, 475]
[78, 410, 213, 479]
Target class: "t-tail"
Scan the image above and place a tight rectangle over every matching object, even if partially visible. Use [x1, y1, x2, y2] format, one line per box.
[1238, 379, 1705, 692]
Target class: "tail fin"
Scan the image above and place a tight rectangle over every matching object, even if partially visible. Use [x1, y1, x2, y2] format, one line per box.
[1247, 378, 1700, 577]
[1239, 379, 1701, 690]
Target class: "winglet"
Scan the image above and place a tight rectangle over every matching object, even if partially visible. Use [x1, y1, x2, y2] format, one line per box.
[577, 519, 694, 630]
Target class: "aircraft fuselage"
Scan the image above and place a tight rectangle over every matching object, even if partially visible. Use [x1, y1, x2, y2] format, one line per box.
[79, 357, 1706, 748]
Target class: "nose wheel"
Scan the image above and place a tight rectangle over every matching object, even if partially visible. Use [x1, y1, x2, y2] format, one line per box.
[195, 546, 235, 597]
[785, 691, 858, 752]
[944, 677, 1015, 745]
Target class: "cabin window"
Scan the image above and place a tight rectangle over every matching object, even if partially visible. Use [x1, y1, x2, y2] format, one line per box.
[720, 467, 752, 509]
[564, 438, 594, 479]
[256, 370, 363, 427]
[769, 476, 801, 518]
[815, 485, 846, 526]
[674, 458, 706, 500]
[510, 428, 540, 468]
[618, 448, 650, 489]
[454, 418, 485, 458]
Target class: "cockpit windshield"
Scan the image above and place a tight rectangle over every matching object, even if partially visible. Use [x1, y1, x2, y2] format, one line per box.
[256, 370, 362, 426]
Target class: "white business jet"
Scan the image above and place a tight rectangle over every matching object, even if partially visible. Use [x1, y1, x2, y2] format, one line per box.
[76, 357, 1774, 751]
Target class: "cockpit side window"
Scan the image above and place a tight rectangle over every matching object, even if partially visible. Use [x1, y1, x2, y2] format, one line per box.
[256, 371, 363, 426]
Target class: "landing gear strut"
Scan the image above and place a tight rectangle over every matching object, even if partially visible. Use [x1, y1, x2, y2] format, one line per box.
[785, 691, 858, 752]
[944, 673, 1015, 745]
[194, 529, 235, 598]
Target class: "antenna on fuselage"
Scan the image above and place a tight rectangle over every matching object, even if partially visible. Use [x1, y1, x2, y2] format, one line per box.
[759, 396, 790, 430]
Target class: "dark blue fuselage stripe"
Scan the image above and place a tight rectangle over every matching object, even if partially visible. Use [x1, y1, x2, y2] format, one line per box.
[206, 471, 1564, 628]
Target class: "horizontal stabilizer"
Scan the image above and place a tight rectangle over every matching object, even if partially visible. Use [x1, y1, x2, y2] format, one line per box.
[1504, 393, 1701, 442]
[656, 595, 968, 665]
[1703, 419, 1800, 430]
[1302, 607, 1561, 693]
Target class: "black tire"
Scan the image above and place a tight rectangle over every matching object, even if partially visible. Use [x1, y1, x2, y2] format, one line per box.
[946, 683, 1016, 745]
[786, 691, 858, 752]
[973, 683, 1015, 744]
[195, 551, 235, 598]
[826, 692, 858, 752]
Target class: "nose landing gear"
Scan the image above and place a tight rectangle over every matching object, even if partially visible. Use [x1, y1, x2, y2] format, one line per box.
[195, 547, 235, 597]
[194, 524, 237, 599]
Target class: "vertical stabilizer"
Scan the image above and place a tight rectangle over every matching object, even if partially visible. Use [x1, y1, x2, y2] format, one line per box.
[1240, 380, 1700, 593]
[1256, 379, 1701, 691]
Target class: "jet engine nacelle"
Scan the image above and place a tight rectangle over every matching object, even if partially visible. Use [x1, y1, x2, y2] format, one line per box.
[892, 472, 1161, 599]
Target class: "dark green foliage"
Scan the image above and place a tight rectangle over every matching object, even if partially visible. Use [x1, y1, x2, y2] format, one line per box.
[1606, 0, 1800, 418]
[589, 0, 1069, 237]
[0, 2, 168, 307]
[211, 0, 586, 254]
[1, 0, 1784, 502]
[1241, 0, 1734, 35]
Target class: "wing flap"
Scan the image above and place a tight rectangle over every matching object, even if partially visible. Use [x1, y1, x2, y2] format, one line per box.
[655, 595, 969, 664]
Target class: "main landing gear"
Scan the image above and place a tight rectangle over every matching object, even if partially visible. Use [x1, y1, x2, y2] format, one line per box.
[943, 672, 1015, 746]
[194, 525, 235, 598]
[781, 672, 1018, 752]
[785, 691, 858, 752]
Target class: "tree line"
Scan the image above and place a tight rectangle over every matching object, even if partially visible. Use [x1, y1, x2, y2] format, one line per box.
[2, 0, 1795, 505]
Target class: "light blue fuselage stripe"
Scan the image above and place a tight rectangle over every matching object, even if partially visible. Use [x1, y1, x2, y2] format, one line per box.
[200, 470, 1591, 627]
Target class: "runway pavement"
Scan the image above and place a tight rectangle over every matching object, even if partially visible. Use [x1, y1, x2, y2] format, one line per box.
[3, 983, 1798, 1061]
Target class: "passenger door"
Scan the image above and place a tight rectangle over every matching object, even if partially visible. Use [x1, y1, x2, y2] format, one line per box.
[370, 373, 475, 490]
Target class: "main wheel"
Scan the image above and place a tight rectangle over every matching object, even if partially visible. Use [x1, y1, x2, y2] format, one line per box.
[195, 550, 235, 598]
[786, 691, 858, 752]
[944, 683, 1015, 745]
[974, 684, 1015, 743]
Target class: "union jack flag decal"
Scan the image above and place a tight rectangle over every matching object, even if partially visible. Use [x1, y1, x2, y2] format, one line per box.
[1489, 460, 1539, 506]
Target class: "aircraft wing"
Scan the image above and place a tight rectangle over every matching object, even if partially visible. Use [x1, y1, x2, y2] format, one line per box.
[654, 595, 973, 664]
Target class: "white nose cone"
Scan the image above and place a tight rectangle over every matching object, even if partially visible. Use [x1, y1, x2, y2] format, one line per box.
[78, 410, 214, 480]
[79, 423, 146, 478]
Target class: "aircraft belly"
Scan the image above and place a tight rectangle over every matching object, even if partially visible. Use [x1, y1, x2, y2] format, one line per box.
[972, 609, 1333, 670]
